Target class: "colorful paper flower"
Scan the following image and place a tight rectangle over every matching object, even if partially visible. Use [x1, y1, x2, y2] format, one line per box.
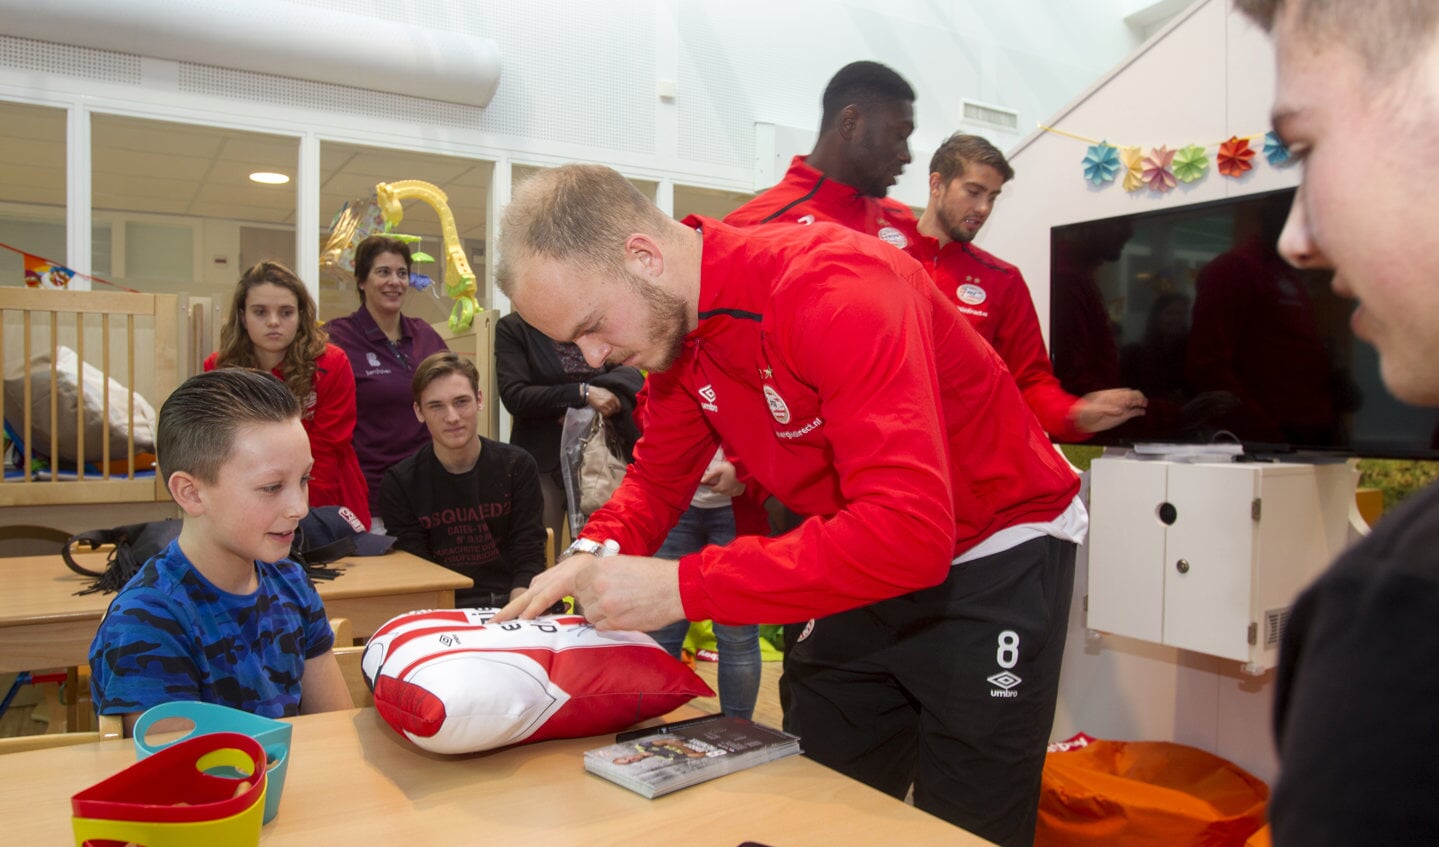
[1172, 144, 1209, 183]
[1218, 136, 1256, 178]
[1082, 142, 1122, 185]
[1120, 146, 1145, 193]
[1142, 146, 1177, 193]
[1262, 130, 1291, 166]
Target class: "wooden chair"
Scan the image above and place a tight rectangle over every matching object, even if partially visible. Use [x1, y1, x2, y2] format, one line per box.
[329, 617, 371, 708]
[330, 616, 355, 648]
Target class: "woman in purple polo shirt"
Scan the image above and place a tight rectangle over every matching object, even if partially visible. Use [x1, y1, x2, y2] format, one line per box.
[326, 235, 449, 527]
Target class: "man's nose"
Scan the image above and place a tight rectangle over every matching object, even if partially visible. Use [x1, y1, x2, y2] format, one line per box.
[578, 339, 610, 369]
[1277, 183, 1330, 271]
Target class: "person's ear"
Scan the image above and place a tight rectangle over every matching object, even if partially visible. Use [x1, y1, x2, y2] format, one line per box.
[475, 390, 484, 413]
[168, 470, 206, 517]
[838, 104, 862, 141]
[413, 401, 424, 423]
[624, 233, 664, 279]
[928, 172, 944, 197]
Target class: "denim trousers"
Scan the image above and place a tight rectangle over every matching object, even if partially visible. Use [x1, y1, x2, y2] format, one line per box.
[649, 502, 762, 720]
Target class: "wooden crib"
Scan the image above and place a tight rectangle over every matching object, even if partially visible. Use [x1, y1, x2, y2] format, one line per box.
[0, 287, 222, 548]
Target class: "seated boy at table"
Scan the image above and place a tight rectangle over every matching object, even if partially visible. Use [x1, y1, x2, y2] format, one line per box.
[379, 351, 548, 607]
[89, 368, 353, 735]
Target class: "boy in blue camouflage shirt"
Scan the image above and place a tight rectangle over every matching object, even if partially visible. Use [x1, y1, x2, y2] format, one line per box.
[90, 368, 353, 735]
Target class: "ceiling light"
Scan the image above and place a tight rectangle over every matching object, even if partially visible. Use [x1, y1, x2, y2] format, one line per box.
[249, 172, 290, 185]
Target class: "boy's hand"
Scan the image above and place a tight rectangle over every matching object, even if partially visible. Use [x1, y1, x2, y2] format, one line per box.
[493, 556, 591, 622]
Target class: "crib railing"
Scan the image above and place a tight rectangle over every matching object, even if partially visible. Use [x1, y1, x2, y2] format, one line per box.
[0, 288, 179, 506]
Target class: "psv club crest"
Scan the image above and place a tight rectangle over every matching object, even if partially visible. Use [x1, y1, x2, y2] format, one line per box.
[957, 282, 987, 305]
[763, 385, 791, 424]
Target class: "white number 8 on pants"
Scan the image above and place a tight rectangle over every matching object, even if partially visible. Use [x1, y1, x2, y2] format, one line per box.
[996, 630, 1020, 669]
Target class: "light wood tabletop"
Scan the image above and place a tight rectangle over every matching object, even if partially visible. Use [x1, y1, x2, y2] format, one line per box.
[0, 707, 992, 845]
[0, 550, 472, 672]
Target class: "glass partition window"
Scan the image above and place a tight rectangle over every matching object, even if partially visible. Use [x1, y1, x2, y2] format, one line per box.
[319, 142, 492, 324]
[90, 114, 298, 300]
[0, 101, 68, 287]
[673, 185, 753, 221]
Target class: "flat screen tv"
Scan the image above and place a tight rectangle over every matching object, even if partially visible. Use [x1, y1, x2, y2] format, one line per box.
[1048, 187, 1439, 460]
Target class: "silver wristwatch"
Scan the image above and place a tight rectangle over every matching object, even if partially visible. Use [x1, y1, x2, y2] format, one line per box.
[561, 537, 617, 561]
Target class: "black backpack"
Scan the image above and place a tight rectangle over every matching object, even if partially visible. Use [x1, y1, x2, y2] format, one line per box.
[61, 509, 358, 595]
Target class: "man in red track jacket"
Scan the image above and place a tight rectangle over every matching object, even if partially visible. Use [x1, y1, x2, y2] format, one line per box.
[494, 164, 1085, 847]
[725, 60, 921, 253]
[911, 133, 1146, 439]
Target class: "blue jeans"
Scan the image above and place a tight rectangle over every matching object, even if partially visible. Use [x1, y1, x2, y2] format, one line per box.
[649, 503, 761, 721]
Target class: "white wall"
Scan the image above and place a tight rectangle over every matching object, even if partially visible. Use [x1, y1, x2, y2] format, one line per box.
[979, 0, 1297, 784]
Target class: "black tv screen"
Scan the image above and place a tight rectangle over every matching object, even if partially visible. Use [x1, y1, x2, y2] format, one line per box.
[1048, 187, 1439, 459]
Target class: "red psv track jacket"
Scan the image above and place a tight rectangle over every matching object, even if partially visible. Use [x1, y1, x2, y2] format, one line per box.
[581, 218, 1079, 626]
[909, 236, 1088, 442]
[725, 156, 923, 252]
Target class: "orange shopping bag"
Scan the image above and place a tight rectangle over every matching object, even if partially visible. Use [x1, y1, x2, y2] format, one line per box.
[1036, 734, 1269, 847]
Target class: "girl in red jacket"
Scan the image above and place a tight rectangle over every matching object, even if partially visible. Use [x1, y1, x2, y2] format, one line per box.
[206, 260, 371, 528]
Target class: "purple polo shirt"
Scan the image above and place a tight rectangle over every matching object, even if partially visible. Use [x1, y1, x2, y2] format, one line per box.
[325, 306, 449, 513]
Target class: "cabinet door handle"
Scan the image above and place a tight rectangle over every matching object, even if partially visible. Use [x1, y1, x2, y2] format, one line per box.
[1175, 558, 1190, 574]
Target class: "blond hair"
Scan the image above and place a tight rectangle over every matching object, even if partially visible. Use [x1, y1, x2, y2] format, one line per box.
[497, 164, 670, 296]
[1234, 0, 1439, 76]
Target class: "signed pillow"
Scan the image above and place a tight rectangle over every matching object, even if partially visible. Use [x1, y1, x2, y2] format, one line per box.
[361, 608, 715, 755]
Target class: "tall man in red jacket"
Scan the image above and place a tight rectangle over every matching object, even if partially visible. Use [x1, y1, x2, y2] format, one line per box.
[725, 60, 921, 251]
[495, 164, 1086, 847]
[912, 133, 1146, 438]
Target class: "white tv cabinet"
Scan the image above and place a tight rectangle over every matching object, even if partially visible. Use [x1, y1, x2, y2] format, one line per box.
[1086, 454, 1360, 673]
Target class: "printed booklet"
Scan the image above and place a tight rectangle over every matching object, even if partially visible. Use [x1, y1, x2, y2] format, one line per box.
[584, 715, 802, 798]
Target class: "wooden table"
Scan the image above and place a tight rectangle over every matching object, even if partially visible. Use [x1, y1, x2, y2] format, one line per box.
[0, 708, 991, 845]
[0, 550, 472, 672]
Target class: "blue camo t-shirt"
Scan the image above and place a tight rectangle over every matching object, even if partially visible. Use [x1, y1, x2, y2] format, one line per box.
[89, 539, 334, 719]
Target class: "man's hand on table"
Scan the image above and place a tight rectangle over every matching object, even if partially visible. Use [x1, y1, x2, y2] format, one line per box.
[493, 554, 685, 632]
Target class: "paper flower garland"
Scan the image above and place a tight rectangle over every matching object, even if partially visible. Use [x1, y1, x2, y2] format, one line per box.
[1172, 144, 1209, 183]
[1046, 123, 1291, 191]
[1082, 142, 1121, 185]
[1120, 146, 1145, 192]
[1218, 136, 1256, 177]
[1262, 130, 1291, 166]
[1142, 146, 1177, 192]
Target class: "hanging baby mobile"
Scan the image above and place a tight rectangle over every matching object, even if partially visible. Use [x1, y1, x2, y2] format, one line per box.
[1055, 123, 1293, 194]
[318, 179, 481, 332]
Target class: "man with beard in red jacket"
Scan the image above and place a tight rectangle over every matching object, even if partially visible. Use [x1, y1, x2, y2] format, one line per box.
[494, 164, 1085, 847]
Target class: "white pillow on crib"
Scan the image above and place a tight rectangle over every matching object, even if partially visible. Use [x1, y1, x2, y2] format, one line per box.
[3, 345, 157, 463]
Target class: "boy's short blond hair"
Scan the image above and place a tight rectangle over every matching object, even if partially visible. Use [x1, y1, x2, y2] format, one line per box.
[157, 369, 300, 485]
[1234, 0, 1439, 77]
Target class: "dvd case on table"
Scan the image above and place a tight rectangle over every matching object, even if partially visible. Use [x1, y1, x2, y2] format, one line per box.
[584, 716, 802, 799]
